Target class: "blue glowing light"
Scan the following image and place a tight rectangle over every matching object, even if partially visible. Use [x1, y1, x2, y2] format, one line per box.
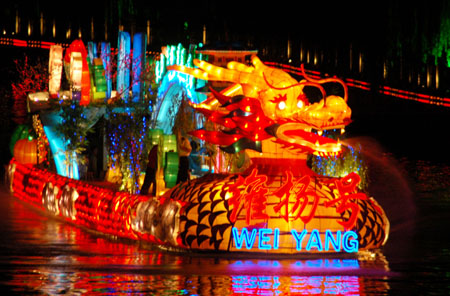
[258, 228, 274, 250]
[100, 42, 112, 99]
[41, 113, 79, 180]
[234, 227, 359, 253]
[291, 229, 308, 251]
[325, 230, 341, 252]
[342, 231, 359, 253]
[131, 32, 147, 103]
[233, 227, 257, 250]
[117, 31, 131, 102]
[305, 229, 323, 251]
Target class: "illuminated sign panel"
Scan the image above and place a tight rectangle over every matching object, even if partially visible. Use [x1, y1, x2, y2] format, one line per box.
[232, 227, 359, 253]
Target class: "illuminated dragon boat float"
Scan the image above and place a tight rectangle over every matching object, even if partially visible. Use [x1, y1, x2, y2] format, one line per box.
[6, 35, 389, 257]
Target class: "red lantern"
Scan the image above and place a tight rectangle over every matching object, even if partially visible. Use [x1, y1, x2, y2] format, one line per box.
[13, 138, 43, 165]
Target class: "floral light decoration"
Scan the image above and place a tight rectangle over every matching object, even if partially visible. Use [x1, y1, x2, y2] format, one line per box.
[11, 55, 49, 124]
[32, 114, 50, 166]
[104, 33, 155, 194]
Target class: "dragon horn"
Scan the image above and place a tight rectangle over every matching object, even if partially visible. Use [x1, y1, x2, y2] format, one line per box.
[166, 64, 210, 80]
[210, 87, 231, 105]
[194, 59, 259, 86]
[251, 55, 266, 70]
[300, 64, 348, 102]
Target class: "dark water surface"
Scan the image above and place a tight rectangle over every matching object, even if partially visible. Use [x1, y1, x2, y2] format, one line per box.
[0, 143, 449, 295]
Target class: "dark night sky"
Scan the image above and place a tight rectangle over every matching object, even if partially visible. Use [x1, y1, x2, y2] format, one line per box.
[145, 1, 390, 45]
[0, 1, 400, 44]
[0, 0, 447, 62]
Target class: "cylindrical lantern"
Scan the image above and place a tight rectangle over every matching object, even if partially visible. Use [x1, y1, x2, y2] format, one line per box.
[161, 134, 177, 171]
[13, 138, 43, 165]
[148, 129, 163, 146]
[164, 151, 179, 188]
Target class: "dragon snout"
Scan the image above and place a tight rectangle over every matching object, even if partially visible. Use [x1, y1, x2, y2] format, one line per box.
[294, 95, 351, 130]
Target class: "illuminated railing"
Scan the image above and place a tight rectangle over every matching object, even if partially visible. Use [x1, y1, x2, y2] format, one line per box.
[0, 37, 160, 55]
[265, 62, 450, 107]
[4, 37, 447, 107]
[0, 37, 63, 49]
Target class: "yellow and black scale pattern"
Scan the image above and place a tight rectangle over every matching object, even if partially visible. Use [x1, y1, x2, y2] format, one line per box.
[168, 173, 237, 251]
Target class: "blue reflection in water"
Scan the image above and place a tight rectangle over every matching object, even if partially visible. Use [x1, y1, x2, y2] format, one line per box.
[232, 276, 281, 295]
[231, 274, 360, 295]
[229, 259, 363, 295]
[291, 258, 359, 269]
[290, 276, 359, 295]
[229, 258, 359, 271]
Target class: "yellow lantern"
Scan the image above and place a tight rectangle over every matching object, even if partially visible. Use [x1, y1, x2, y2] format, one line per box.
[49, 45, 63, 97]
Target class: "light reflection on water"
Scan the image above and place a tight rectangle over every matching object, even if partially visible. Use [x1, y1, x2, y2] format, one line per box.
[4, 262, 390, 295]
[0, 185, 392, 295]
[0, 156, 449, 295]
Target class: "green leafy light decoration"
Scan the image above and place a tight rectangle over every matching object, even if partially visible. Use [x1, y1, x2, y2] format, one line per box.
[430, 3, 450, 66]
[309, 144, 369, 192]
[55, 100, 92, 177]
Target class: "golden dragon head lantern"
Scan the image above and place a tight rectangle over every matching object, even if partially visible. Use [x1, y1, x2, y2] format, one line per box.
[168, 55, 352, 159]
[164, 57, 389, 255]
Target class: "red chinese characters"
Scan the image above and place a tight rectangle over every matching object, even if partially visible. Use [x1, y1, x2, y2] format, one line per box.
[228, 169, 269, 225]
[273, 171, 318, 224]
[228, 169, 369, 230]
[324, 172, 368, 230]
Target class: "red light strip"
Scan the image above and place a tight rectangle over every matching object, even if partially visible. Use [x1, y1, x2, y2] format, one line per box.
[1, 37, 66, 49]
[40, 41, 56, 49]
[12, 38, 27, 47]
[9, 158, 157, 243]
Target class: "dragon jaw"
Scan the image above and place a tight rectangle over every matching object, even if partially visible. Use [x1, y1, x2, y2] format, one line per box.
[274, 122, 343, 156]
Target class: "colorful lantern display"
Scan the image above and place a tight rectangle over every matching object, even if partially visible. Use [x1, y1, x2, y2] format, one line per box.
[11, 24, 389, 255]
[11, 31, 389, 257]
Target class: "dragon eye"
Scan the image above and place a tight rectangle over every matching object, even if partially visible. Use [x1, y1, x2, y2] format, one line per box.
[278, 101, 286, 110]
[297, 100, 304, 108]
